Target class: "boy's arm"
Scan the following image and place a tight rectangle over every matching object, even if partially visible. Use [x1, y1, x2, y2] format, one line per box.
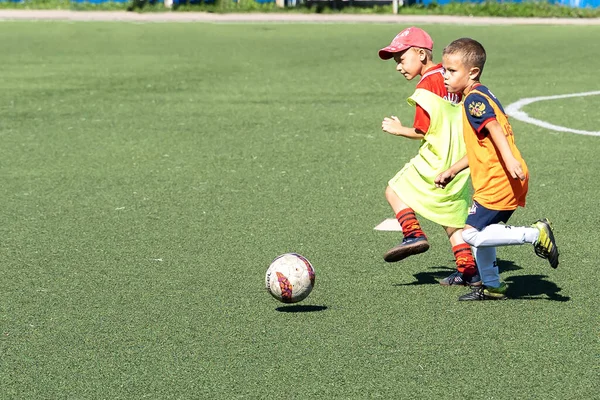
[382, 116, 425, 139]
[486, 120, 526, 180]
[435, 155, 469, 189]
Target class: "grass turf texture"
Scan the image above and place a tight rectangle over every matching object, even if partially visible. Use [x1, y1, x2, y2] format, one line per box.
[0, 22, 598, 398]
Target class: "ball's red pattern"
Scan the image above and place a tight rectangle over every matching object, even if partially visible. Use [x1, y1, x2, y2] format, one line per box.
[276, 271, 294, 303]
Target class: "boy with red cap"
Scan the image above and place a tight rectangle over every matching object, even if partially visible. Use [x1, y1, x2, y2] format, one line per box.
[378, 27, 478, 286]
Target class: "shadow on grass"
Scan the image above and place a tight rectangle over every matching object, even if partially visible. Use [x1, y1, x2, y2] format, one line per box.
[505, 275, 570, 302]
[392, 259, 568, 301]
[276, 305, 328, 313]
[392, 266, 452, 286]
[393, 259, 524, 286]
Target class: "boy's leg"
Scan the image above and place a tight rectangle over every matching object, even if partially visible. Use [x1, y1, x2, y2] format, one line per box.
[383, 185, 429, 262]
[439, 227, 481, 286]
[457, 202, 511, 301]
[463, 220, 559, 269]
[458, 241, 507, 301]
[463, 201, 559, 268]
[470, 246, 500, 287]
[462, 224, 539, 247]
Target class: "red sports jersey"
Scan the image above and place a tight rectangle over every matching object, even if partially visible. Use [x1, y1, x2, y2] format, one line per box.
[413, 63, 462, 134]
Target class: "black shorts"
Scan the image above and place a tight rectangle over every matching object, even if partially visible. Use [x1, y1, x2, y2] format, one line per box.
[465, 200, 515, 231]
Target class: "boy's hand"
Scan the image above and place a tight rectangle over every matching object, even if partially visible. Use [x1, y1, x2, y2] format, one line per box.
[506, 157, 526, 180]
[382, 116, 403, 136]
[435, 169, 455, 189]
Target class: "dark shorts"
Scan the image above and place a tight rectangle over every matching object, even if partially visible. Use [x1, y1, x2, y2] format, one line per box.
[465, 200, 515, 231]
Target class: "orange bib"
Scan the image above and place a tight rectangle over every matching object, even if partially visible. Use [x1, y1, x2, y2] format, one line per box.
[463, 90, 528, 210]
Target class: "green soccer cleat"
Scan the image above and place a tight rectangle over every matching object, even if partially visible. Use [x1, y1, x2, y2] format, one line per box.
[533, 218, 559, 269]
[458, 282, 508, 301]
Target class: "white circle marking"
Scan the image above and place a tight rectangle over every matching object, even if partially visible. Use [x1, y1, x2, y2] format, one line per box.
[505, 91, 600, 136]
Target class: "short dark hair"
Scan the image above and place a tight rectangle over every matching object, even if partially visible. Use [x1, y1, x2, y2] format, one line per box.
[443, 38, 486, 77]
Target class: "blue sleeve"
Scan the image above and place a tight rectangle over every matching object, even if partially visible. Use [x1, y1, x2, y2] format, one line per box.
[465, 93, 497, 134]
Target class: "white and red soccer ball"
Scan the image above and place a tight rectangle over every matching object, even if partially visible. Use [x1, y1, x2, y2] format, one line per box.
[265, 253, 315, 303]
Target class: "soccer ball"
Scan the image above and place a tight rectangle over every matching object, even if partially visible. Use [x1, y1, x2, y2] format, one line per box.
[265, 253, 315, 303]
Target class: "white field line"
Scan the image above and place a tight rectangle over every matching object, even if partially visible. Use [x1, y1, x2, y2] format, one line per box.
[505, 91, 600, 136]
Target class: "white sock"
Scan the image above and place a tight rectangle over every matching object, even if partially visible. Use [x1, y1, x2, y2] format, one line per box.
[462, 225, 539, 248]
[472, 246, 500, 287]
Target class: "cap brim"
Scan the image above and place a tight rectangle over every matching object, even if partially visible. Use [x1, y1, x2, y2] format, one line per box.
[378, 44, 411, 60]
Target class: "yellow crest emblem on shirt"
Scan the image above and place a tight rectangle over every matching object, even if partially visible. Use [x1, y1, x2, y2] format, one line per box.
[468, 101, 486, 117]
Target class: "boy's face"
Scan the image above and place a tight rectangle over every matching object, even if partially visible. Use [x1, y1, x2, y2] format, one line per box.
[442, 53, 476, 95]
[393, 48, 425, 81]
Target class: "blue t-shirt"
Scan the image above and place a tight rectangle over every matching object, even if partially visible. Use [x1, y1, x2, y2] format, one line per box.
[464, 85, 506, 137]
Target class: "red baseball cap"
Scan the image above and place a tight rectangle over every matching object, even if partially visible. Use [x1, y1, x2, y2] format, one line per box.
[378, 27, 434, 60]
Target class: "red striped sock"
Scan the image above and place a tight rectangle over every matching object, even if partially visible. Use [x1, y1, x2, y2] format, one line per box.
[396, 208, 425, 239]
[453, 243, 477, 275]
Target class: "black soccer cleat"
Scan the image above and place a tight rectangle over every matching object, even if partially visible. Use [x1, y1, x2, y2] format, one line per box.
[458, 283, 508, 301]
[383, 236, 430, 263]
[440, 271, 482, 287]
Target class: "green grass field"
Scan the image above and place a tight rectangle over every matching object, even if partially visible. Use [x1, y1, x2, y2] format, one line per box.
[0, 21, 598, 399]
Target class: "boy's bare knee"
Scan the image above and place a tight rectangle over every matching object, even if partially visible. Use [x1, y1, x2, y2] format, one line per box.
[444, 226, 459, 237]
[386, 185, 409, 212]
[385, 185, 397, 201]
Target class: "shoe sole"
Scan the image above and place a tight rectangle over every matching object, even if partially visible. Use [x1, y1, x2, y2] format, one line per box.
[440, 279, 482, 287]
[383, 241, 430, 263]
[537, 219, 560, 269]
[483, 292, 507, 300]
[458, 291, 507, 301]
[459, 295, 508, 301]
[545, 220, 559, 269]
